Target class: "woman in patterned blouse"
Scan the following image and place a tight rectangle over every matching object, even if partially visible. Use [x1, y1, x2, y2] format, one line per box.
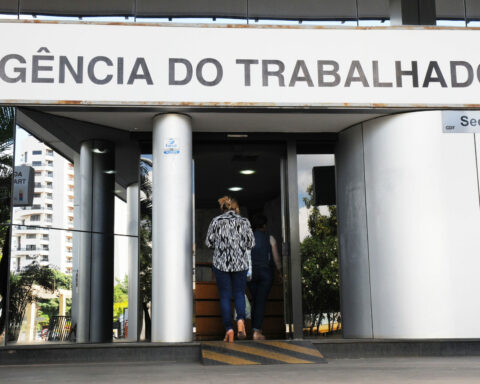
[205, 196, 255, 342]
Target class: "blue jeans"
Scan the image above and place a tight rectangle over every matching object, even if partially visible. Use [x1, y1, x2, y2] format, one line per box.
[213, 266, 247, 331]
[247, 266, 274, 331]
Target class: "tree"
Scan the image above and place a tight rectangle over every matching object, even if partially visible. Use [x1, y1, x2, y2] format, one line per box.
[139, 160, 152, 339]
[0, 106, 14, 340]
[300, 184, 340, 335]
[36, 270, 72, 327]
[113, 276, 128, 321]
[7, 263, 63, 341]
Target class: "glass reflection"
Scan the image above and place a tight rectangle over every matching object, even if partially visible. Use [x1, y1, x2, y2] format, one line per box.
[296, 154, 341, 338]
[8, 226, 73, 344]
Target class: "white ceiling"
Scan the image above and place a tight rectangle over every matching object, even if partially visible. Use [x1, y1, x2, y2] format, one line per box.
[49, 110, 389, 133]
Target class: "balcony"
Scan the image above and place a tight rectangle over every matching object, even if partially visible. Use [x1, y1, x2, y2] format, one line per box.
[12, 226, 50, 233]
[17, 205, 52, 215]
[33, 183, 53, 192]
[12, 248, 49, 256]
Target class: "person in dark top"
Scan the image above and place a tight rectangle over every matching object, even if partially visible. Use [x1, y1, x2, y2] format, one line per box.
[205, 196, 255, 342]
[247, 214, 282, 340]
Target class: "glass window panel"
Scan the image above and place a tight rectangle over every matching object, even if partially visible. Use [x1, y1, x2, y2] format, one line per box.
[0, 106, 15, 344]
[8, 226, 74, 344]
[7, 122, 141, 345]
[358, 0, 390, 26]
[296, 154, 341, 338]
[436, 0, 466, 25]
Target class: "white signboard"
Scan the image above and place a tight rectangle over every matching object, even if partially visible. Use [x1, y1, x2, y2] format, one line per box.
[1, 21, 480, 108]
[13, 165, 34, 206]
[442, 111, 480, 133]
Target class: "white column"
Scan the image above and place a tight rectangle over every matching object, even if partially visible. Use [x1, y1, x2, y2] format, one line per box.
[25, 302, 36, 342]
[151, 114, 193, 342]
[59, 292, 66, 316]
[126, 183, 139, 341]
[71, 152, 81, 338]
[77, 142, 93, 343]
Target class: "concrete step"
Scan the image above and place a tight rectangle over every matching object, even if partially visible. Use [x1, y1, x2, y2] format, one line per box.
[201, 340, 327, 365]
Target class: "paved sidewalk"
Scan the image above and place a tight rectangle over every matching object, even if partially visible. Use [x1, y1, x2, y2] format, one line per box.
[1, 357, 480, 383]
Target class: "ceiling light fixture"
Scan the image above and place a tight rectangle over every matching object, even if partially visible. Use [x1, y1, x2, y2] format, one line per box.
[92, 148, 108, 154]
[104, 170, 116, 174]
[228, 186, 243, 192]
[239, 169, 256, 175]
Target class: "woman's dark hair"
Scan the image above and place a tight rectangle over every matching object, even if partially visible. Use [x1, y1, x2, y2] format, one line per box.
[252, 214, 267, 230]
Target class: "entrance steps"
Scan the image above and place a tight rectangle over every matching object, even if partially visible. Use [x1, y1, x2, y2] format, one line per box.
[201, 340, 327, 365]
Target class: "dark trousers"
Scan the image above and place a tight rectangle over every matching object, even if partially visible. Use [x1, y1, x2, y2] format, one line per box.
[213, 266, 247, 331]
[247, 266, 274, 331]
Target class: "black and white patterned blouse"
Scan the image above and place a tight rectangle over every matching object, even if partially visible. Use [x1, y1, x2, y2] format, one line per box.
[205, 210, 255, 272]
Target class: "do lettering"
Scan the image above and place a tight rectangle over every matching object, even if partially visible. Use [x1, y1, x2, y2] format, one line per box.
[169, 58, 223, 87]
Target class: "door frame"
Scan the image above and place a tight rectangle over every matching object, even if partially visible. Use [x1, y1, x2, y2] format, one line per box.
[192, 132, 336, 340]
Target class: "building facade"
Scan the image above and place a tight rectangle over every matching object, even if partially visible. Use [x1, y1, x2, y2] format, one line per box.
[1, 0, 480, 346]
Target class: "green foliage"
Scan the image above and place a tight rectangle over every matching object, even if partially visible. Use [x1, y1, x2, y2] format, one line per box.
[0, 106, 14, 231]
[139, 160, 152, 339]
[37, 299, 58, 327]
[0, 106, 14, 338]
[113, 276, 128, 321]
[51, 269, 72, 290]
[301, 184, 340, 334]
[8, 263, 58, 341]
[139, 161, 152, 306]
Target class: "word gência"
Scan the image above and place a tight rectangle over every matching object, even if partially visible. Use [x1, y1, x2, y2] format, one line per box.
[0, 48, 153, 85]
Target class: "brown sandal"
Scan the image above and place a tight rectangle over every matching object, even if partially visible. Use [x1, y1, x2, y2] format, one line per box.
[237, 319, 247, 340]
[223, 329, 234, 343]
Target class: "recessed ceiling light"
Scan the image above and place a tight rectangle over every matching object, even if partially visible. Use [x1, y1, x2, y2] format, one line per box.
[104, 170, 116, 174]
[239, 169, 256, 175]
[92, 148, 108, 154]
[228, 187, 243, 192]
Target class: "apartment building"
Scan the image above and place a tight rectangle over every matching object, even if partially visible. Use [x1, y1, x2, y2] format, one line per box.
[11, 133, 74, 274]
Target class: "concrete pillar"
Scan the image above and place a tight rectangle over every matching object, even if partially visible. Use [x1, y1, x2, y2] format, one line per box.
[25, 302, 36, 343]
[286, 141, 303, 339]
[90, 140, 115, 343]
[77, 140, 115, 343]
[71, 152, 80, 338]
[77, 142, 93, 343]
[126, 183, 139, 341]
[151, 114, 193, 342]
[59, 293, 66, 317]
[390, 0, 436, 25]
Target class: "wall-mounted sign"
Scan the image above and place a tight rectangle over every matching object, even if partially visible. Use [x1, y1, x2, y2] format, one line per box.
[442, 111, 480, 133]
[312, 166, 336, 206]
[13, 165, 34, 206]
[1, 21, 480, 108]
[163, 137, 180, 155]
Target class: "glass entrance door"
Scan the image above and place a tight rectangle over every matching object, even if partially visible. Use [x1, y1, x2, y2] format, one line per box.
[192, 139, 288, 340]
